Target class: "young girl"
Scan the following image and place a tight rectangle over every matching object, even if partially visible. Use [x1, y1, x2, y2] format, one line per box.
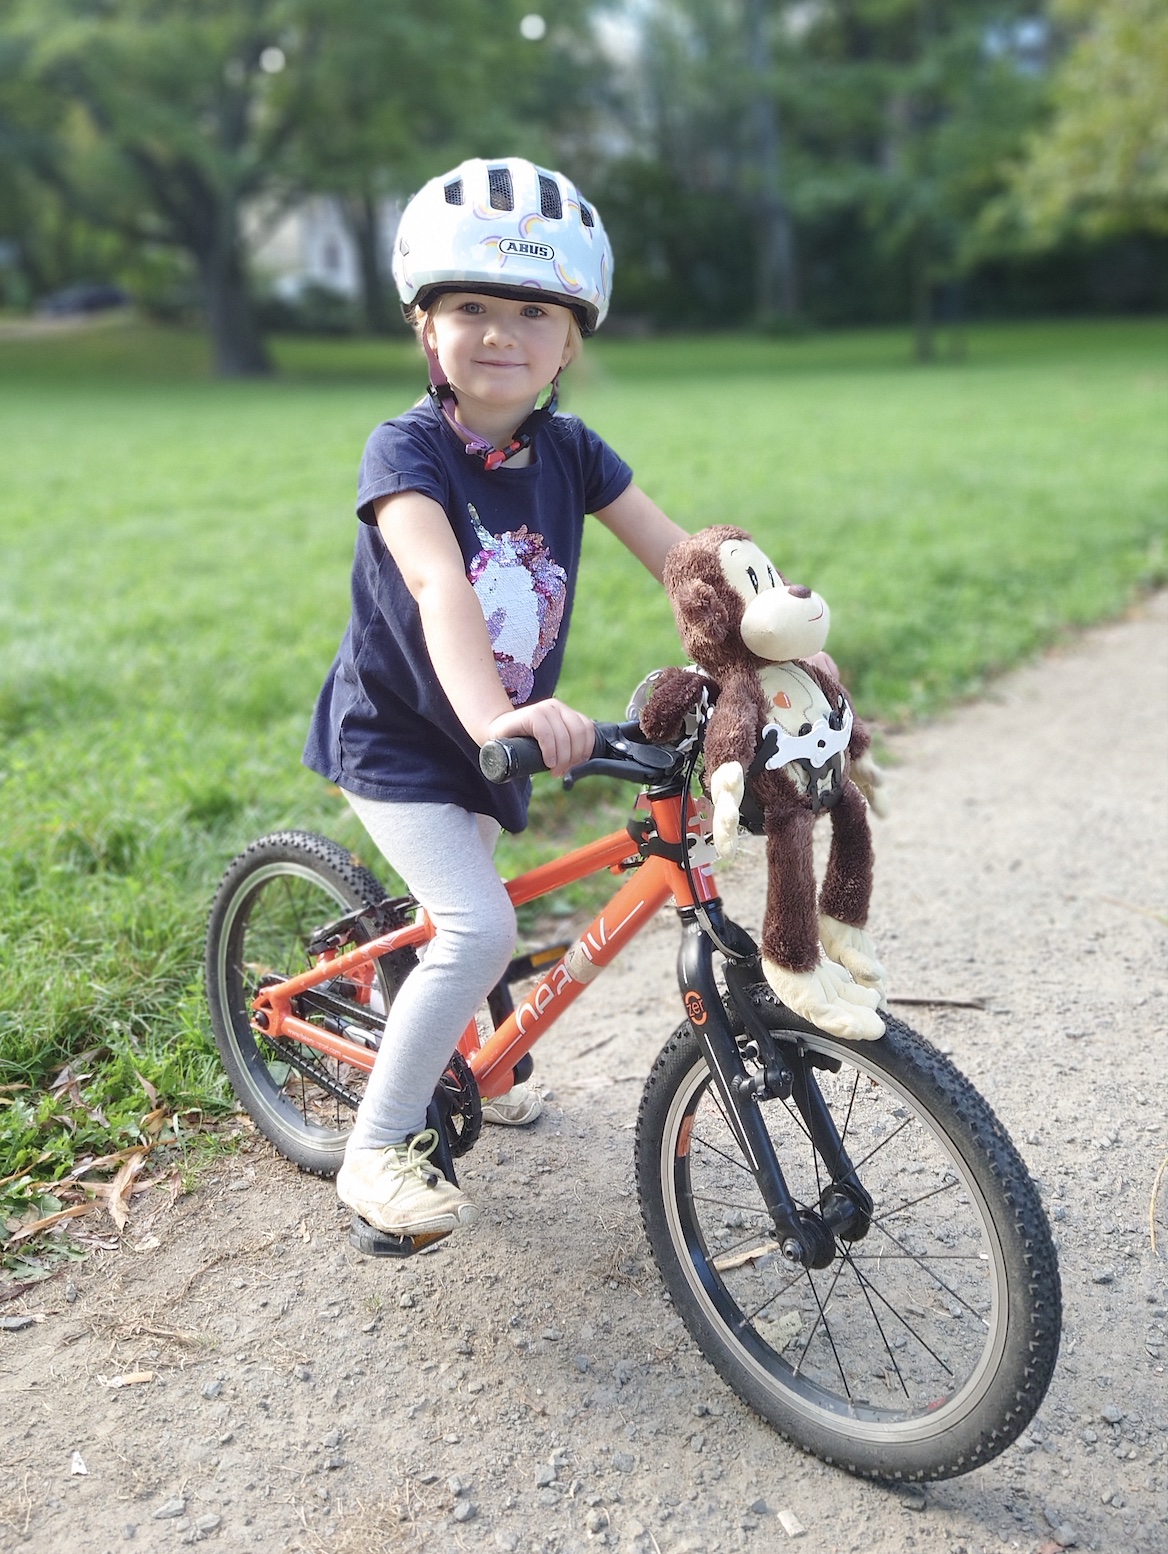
[303, 157, 687, 1242]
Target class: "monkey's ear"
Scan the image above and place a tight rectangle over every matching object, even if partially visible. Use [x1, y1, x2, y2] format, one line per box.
[673, 578, 730, 659]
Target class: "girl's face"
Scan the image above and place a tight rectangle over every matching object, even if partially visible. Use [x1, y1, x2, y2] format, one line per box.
[424, 293, 575, 415]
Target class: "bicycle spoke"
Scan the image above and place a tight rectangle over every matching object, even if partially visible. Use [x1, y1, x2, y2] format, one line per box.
[792, 1264, 854, 1399]
[862, 1215, 990, 1324]
[839, 1244, 956, 1380]
[688, 1130, 755, 1175]
[877, 1176, 962, 1220]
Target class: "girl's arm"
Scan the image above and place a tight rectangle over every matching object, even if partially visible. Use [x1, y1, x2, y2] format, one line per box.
[593, 483, 688, 581]
[374, 491, 594, 776]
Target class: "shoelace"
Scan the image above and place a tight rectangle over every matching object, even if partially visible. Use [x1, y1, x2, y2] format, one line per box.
[393, 1127, 441, 1187]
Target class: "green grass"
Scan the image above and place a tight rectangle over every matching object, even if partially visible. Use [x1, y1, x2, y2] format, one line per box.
[1, 315, 1165, 1251]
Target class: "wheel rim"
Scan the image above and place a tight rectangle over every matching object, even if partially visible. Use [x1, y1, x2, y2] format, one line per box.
[214, 861, 385, 1147]
[659, 1036, 1010, 1445]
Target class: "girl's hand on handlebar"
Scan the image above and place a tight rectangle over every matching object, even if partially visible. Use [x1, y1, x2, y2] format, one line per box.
[486, 699, 596, 778]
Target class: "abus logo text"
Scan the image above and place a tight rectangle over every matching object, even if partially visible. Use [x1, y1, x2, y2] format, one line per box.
[499, 239, 554, 261]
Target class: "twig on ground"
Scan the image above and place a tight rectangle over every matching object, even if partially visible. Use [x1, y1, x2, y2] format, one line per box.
[888, 994, 987, 1010]
[1150, 1154, 1168, 1257]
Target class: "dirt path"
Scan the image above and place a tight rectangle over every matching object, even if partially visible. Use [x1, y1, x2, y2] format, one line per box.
[2, 594, 1166, 1554]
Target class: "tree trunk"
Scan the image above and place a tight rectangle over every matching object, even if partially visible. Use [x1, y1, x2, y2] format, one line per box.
[342, 191, 393, 336]
[198, 244, 271, 376]
[911, 225, 935, 364]
[192, 197, 271, 378]
[743, 0, 799, 327]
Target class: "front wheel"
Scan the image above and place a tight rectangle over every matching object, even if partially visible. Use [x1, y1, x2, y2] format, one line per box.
[635, 1013, 1060, 1481]
[205, 830, 415, 1177]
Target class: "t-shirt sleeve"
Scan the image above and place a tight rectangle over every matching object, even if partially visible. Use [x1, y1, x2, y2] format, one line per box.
[574, 420, 634, 514]
[356, 418, 450, 525]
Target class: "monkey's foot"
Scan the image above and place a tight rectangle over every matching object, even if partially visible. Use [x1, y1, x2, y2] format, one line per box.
[761, 955, 886, 1042]
[818, 915, 888, 1006]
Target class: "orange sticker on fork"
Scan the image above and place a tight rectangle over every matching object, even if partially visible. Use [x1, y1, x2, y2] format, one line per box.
[684, 991, 708, 1027]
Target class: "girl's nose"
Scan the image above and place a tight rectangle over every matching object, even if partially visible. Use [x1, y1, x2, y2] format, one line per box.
[787, 584, 812, 599]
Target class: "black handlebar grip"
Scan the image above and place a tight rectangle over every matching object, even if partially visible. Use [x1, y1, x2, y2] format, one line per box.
[479, 736, 546, 783]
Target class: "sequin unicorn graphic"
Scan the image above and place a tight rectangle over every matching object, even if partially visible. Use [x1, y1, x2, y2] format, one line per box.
[467, 504, 567, 704]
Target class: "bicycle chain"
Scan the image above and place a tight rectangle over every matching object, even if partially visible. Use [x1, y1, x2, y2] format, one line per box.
[260, 1023, 484, 1154]
[261, 1030, 363, 1111]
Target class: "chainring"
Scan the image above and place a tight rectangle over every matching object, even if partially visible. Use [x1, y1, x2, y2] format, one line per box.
[439, 1049, 482, 1158]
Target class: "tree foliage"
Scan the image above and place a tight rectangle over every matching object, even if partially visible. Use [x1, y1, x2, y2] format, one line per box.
[1, 0, 603, 370]
[598, 1, 1045, 351]
[1004, 0, 1168, 240]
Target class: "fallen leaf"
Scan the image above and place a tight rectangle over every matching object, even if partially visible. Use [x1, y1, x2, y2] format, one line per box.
[95, 1151, 147, 1233]
[99, 1370, 155, 1389]
[0, 1278, 50, 1304]
[134, 1070, 159, 1106]
[139, 1106, 170, 1140]
[64, 1145, 153, 1185]
[3, 1202, 93, 1247]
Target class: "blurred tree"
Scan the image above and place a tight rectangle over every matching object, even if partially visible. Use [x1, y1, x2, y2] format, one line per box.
[3, 0, 604, 369]
[294, 0, 604, 336]
[609, 0, 803, 327]
[1003, 0, 1168, 240]
[7, 0, 330, 373]
[600, 2, 1044, 348]
[791, 0, 1045, 358]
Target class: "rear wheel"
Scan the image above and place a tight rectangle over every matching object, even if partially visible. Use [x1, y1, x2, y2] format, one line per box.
[205, 830, 415, 1176]
[635, 1012, 1060, 1480]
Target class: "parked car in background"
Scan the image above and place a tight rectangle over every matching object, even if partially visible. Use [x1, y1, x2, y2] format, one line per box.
[36, 283, 132, 316]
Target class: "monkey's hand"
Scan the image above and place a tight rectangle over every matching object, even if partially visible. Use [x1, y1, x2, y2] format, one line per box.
[709, 761, 745, 858]
[851, 751, 889, 819]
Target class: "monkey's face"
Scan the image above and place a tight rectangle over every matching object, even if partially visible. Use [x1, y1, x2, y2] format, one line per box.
[718, 537, 831, 663]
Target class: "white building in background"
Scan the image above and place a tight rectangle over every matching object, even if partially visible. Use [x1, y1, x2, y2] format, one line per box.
[244, 195, 403, 301]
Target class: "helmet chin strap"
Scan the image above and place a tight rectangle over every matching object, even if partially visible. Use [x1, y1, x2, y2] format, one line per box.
[423, 336, 558, 472]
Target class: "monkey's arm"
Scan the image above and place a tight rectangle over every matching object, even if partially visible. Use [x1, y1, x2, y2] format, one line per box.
[638, 668, 718, 743]
[704, 675, 768, 857]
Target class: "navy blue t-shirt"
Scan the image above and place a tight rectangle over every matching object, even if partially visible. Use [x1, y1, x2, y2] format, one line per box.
[302, 394, 633, 832]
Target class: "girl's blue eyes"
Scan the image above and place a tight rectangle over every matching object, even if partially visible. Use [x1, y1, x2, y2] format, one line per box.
[457, 304, 546, 319]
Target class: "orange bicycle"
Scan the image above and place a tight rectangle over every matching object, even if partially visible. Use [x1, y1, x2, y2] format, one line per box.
[205, 694, 1060, 1482]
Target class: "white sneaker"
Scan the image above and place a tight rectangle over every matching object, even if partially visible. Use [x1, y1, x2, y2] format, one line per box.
[480, 1081, 543, 1127]
[336, 1128, 479, 1237]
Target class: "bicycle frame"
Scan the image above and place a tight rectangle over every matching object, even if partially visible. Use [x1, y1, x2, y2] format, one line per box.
[250, 774, 871, 1267]
[251, 786, 719, 1101]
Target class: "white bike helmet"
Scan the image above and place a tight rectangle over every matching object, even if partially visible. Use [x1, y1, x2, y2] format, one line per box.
[392, 157, 613, 334]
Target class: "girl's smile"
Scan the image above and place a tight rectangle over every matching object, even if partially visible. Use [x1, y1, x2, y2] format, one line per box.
[425, 292, 575, 448]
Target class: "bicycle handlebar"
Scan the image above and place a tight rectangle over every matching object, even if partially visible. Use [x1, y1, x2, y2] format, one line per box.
[479, 720, 684, 787]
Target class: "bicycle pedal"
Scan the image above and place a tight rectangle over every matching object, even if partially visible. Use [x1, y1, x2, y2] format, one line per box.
[347, 1213, 449, 1259]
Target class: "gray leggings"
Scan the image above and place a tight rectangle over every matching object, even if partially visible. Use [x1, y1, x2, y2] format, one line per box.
[343, 793, 517, 1150]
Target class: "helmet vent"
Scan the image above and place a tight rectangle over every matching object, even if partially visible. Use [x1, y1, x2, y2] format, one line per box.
[579, 201, 595, 229]
[488, 167, 514, 211]
[443, 179, 464, 206]
[538, 175, 563, 221]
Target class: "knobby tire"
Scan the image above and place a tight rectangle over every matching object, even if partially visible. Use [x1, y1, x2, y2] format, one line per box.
[635, 1012, 1060, 1481]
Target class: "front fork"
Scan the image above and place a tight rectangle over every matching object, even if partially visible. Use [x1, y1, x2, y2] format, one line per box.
[676, 906, 872, 1269]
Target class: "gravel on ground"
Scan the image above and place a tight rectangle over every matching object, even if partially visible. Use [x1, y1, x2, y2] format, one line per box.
[1, 592, 1165, 1554]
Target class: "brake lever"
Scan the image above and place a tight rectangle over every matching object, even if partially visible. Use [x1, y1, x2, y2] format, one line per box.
[563, 757, 663, 790]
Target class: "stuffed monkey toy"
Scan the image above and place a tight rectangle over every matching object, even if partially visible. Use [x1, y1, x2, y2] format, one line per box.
[640, 525, 888, 1041]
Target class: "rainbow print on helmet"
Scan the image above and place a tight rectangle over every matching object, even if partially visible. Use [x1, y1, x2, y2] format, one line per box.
[391, 157, 614, 334]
